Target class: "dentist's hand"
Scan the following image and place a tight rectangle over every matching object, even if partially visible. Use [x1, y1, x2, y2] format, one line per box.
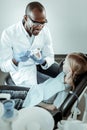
[13, 51, 31, 65]
[30, 54, 46, 65]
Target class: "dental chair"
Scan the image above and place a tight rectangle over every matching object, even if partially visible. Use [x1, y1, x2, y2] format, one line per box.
[1, 60, 87, 127]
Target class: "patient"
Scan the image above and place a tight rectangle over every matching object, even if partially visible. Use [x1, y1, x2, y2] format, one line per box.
[23, 52, 87, 111]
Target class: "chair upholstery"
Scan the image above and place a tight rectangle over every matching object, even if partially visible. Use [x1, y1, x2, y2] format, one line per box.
[0, 85, 29, 110]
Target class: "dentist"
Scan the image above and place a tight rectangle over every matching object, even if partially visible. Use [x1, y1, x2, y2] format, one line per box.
[0, 2, 58, 88]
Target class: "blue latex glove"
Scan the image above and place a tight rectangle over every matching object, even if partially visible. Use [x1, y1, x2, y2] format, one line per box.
[14, 51, 31, 62]
[30, 54, 45, 64]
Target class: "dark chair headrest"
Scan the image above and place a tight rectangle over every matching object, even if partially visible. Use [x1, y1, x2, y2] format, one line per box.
[58, 59, 64, 73]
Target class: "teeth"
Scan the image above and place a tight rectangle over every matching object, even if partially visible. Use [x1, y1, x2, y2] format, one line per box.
[35, 30, 39, 32]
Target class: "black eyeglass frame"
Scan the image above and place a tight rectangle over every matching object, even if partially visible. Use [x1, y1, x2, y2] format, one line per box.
[27, 15, 48, 25]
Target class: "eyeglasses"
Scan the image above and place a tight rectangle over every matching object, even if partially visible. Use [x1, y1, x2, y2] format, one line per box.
[27, 15, 48, 26]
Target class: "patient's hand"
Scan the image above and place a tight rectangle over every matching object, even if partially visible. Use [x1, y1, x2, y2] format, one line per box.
[38, 102, 57, 111]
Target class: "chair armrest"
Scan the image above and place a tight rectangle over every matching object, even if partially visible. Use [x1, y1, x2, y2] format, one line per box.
[0, 93, 11, 100]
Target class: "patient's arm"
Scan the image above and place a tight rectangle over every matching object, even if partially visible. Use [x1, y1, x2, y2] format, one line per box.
[38, 102, 57, 111]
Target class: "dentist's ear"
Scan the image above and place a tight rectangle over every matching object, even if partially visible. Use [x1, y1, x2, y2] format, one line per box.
[23, 15, 28, 22]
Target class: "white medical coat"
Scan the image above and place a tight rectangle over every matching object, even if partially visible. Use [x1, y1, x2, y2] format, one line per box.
[0, 21, 54, 87]
[23, 72, 71, 108]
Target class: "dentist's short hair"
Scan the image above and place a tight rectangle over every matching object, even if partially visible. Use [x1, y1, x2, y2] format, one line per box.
[25, 1, 45, 15]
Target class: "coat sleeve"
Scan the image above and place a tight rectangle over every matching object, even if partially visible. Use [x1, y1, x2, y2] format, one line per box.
[0, 30, 18, 72]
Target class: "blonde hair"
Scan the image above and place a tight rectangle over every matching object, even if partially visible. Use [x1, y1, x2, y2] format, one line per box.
[66, 52, 87, 89]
